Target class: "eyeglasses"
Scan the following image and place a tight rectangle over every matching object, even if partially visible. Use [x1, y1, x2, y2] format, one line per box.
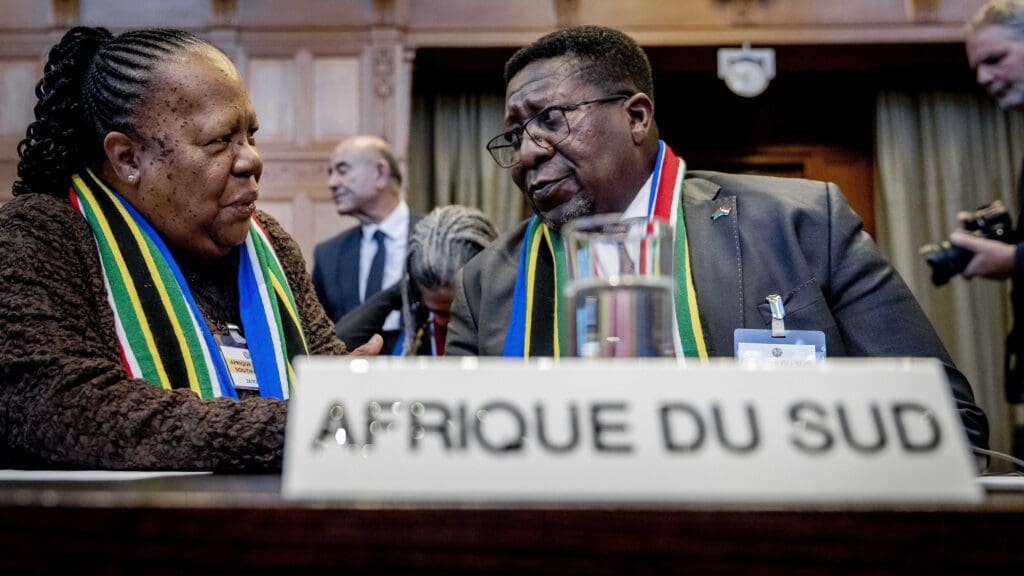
[485, 94, 630, 168]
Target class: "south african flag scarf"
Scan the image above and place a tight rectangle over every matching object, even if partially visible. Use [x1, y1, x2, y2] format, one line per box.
[69, 169, 308, 400]
[503, 141, 708, 360]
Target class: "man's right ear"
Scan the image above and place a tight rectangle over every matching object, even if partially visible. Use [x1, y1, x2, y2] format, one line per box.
[102, 131, 141, 186]
[624, 93, 654, 145]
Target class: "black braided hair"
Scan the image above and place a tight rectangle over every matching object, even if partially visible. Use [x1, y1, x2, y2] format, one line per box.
[503, 25, 654, 101]
[407, 205, 498, 292]
[14, 26, 204, 197]
[400, 205, 498, 355]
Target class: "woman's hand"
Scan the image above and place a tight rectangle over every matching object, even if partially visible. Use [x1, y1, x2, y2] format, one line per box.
[350, 333, 384, 356]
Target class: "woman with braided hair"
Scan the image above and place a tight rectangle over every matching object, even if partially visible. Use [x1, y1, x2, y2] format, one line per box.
[0, 27, 380, 470]
[336, 205, 498, 356]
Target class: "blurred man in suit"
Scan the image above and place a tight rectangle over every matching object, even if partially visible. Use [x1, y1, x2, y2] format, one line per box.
[951, 0, 1024, 456]
[312, 135, 421, 329]
[445, 24, 989, 449]
[335, 205, 497, 355]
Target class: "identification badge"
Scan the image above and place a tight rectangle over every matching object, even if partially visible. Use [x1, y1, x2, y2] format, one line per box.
[733, 294, 826, 365]
[216, 324, 259, 391]
[734, 329, 826, 365]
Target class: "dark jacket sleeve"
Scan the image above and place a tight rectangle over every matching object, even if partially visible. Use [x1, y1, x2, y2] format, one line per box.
[446, 221, 526, 357]
[820, 184, 989, 448]
[446, 267, 481, 356]
[335, 281, 403, 350]
[0, 196, 295, 471]
[1005, 240, 1024, 403]
[311, 243, 331, 321]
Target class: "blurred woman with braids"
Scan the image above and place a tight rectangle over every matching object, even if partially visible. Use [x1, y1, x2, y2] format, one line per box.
[0, 27, 380, 471]
[336, 205, 498, 356]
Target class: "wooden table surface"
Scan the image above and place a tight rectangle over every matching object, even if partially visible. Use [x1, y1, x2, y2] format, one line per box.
[1, 473, 1022, 575]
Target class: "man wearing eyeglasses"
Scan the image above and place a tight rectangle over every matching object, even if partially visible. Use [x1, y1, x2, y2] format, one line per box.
[445, 25, 989, 449]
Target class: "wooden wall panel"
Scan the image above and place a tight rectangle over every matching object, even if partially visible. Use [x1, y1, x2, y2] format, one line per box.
[906, 0, 987, 23]
[0, 61, 38, 138]
[78, 0, 213, 28]
[575, 0, 733, 28]
[0, 58, 42, 204]
[0, 0, 57, 29]
[236, 0, 378, 28]
[0, 150, 16, 204]
[407, 0, 557, 29]
[256, 147, 329, 197]
[574, 0, 967, 27]
[404, 0, 992, 47]
[723, 0, 908, 25]
[259, 200, 294, 234]
[313, 57, 361, 143]
[257, 146, 351, 259]
[247, 57, 298, 142]
[314, 203, 359, 250]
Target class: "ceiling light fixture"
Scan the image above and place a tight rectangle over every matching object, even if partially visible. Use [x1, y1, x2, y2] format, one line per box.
[717, 43, 776, 98]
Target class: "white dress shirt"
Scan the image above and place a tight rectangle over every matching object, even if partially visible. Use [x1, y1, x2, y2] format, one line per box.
[359, 201, 409, 330]
[589, 172, 654, 276]
[623, 172, 654, 220]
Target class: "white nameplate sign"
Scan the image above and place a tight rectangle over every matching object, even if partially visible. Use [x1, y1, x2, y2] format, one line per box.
[283, 358, 981, 504]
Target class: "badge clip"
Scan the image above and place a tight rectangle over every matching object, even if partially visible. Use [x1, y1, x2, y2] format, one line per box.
[225, 323, 246, 346]
[734, 295, 826, 363]
[767, 294, 785, 337]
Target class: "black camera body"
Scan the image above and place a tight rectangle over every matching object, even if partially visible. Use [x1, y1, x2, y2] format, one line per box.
[921, 204, 1014, 286]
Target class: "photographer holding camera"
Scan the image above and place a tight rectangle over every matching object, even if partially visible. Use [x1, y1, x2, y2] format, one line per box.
[924, 202, 1013, 286]
[948, 201, 1017, 281]
[955, 0, 1024, 458]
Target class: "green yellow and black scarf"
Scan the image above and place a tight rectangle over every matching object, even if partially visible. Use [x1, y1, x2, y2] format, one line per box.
[503, 141, 708, 360]
[69, 169, 308, 399]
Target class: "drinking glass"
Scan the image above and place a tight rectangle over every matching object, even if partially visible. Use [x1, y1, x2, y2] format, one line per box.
[562, 214, 676, 357]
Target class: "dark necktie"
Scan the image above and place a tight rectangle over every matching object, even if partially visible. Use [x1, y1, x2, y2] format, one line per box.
[365, 229, 387, 300]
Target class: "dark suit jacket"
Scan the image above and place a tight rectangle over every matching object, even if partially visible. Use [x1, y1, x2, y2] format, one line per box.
[447, 171, 990, 448]
[334, 280, 433, 355]
[1010, 182, 1024, 457]
[311, 211, 422, 323]
[1008, 172, 1024, 404]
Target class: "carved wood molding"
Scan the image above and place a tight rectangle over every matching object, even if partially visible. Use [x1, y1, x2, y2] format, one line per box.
[555, 0, 580, 28]
[715, 0, 768, 27]
[373, 46, 395, 99]
[52, 0, 77, 28]
[407, 24, 971, 48]
[373, 0, 411, 27]
[236, 30, 369, 56]
[212, 0, 238, 27]
[0, 31, 65, 57]
[904, 0, 940, 23]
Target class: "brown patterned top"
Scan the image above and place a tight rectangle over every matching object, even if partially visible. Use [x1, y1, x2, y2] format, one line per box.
[0, 193, 347, 471]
